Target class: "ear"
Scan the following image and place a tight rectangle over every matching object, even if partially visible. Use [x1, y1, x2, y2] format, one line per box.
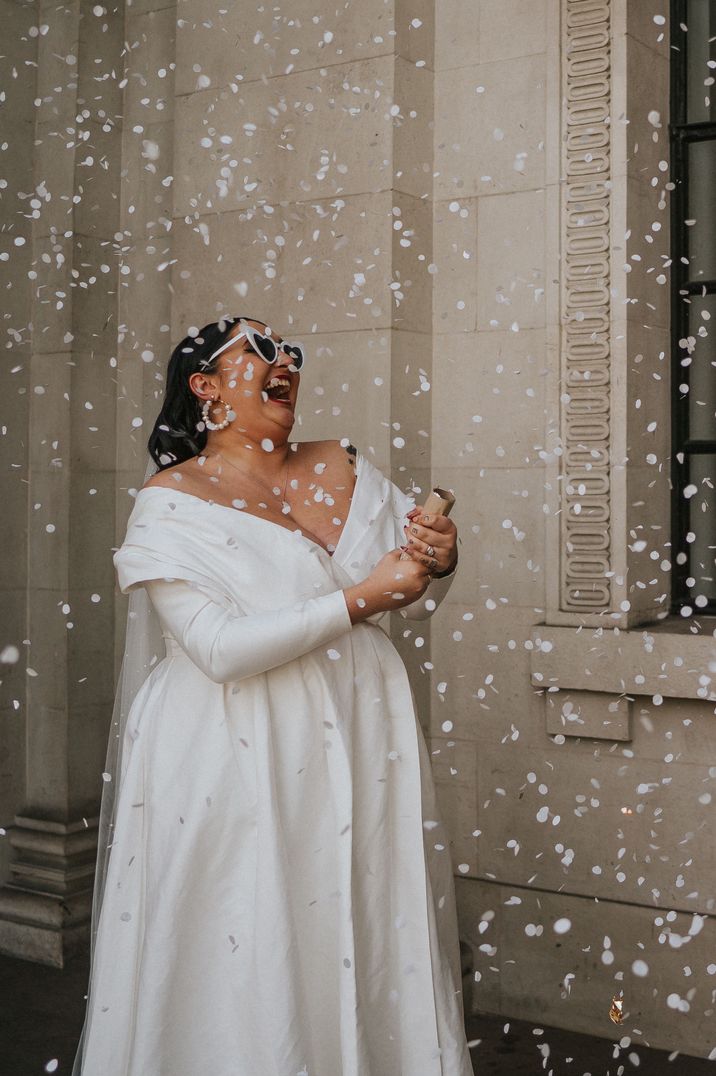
[188, 370, 217, 402]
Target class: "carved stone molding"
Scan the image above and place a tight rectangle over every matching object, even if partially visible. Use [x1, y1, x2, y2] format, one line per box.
[560, 0, 613, 612]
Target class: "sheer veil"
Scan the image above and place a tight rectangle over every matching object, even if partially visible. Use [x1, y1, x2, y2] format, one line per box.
[71, 455, 164, 1076]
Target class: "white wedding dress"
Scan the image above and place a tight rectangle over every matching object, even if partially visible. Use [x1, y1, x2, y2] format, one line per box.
[74, 450, 473, 1076]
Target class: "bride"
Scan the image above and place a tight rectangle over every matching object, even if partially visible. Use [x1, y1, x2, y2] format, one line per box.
[72, 315, 472, 1075]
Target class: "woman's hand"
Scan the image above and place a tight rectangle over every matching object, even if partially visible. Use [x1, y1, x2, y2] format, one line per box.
[402, 506, 458, 576]
[342, 549, 433, 624]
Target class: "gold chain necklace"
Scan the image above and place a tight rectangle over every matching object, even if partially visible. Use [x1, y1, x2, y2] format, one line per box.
[208, 448, 292, 507]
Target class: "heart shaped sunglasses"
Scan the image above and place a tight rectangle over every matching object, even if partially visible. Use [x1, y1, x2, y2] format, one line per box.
[207, 321, 305, 371]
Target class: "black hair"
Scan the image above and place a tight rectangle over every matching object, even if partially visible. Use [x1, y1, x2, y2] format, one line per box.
[147, 313, 267, 471]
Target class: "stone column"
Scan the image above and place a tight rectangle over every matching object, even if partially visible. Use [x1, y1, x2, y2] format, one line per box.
[0, 0, 124, 967]
[544, 0, 672, 629]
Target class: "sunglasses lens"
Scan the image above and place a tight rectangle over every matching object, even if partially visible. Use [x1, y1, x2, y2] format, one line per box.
[252, 332, 277, 364]
[285, 344, 304, 370]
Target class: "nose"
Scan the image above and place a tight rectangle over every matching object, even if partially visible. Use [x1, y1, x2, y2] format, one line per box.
[277, 350, 298, 372]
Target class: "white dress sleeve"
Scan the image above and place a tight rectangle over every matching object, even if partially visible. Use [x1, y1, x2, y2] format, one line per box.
[398, 561, 458, 621]
[145, 578, 353, 685]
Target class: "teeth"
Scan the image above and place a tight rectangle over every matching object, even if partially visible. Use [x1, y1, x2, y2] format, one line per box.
[266, 376, 291, 390]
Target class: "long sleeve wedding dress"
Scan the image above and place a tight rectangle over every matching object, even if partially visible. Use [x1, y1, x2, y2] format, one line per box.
[73, 449, 473, 1076]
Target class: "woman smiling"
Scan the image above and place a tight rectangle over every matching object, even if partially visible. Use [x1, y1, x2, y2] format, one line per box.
[72, 314, 470, 1076]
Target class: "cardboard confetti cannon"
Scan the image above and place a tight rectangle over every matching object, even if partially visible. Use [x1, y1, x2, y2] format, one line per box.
[399, 486, 456, 562]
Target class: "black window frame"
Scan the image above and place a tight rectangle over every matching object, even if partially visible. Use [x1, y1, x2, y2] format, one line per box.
[669, 0, 716, 615]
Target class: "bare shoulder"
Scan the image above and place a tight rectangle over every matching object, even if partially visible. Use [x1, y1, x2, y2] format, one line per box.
[299, 438, 358, 479]
[142, 458, 201, 492]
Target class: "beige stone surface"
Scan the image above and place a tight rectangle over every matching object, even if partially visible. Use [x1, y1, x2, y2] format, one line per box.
[456, 876, 716, 1057]
[174, 0, 395, 95]
[435, 53, 546, 200]
[432, 328, 546, 469]
[476, 189, 546, 332]
[291, 329, 391, 448]
[169, 191, 396, 338]
[428, 602, 547, 749]
[2, 0, 715, 1058]
[173, 55, 397, 214]
[543, 689, 633, 742]
[432, 198, 478, 333]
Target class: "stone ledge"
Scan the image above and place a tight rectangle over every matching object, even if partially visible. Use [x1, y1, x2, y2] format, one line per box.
[529, 622, 716, 703]
[0, 886, 92, 968]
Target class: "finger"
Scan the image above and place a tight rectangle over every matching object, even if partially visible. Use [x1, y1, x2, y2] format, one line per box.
[403, 522, 449, 548]
[399, 545, 431, 574]
[403, 533, 453, 571]
[415, 512, 451, 533]
[409, 548, 439, 573]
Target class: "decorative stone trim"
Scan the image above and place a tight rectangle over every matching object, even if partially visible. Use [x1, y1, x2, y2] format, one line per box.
[560, 0, 613, 612]
[529, 625, 716, 703]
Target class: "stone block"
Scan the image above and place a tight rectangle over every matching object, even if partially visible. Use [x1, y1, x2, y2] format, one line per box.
[174, 0, 392, 95]
[626, 1, 671, 59]
[434, 0, 480, 73]
[478, 0, 546, 64]
[424, 465, 545, 608]
[544, 689, 632, 741]
[122, 6, 176, 125]
[392, 56, 434, 201]
[429, 734, 478, 875]
[117, 119, 175, 230]
[395, 0, 434, 67]
[473, 739, 716, 913]
[432, 328, 546, 469]
[173, 55, 395, 215]
[432, 198, 478, 334]
[455, 877, 716, 1058]
[388, 329, 431, 460]
[292, 329, 391, 448]
[390, 191, 433, 335]
[621, 176, 671, 333]
[170, 191, 394, 337]
[435, 54, 546, 200]
[428, 602, 554, 749]
[529, 624, 716, 703]
[476, 188, 546, 332]
[0, 885, 92, 969]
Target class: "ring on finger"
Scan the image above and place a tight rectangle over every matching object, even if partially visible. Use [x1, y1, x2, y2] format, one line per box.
[426, 544, 435, 557]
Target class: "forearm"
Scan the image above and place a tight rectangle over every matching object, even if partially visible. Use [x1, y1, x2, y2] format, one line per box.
[146, 579, 353, 684]
[398, 560, 458, 621]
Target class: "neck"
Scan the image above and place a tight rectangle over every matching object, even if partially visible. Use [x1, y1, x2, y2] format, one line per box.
[203, 429, 293, 482]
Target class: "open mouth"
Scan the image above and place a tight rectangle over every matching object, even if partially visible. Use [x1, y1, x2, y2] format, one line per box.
[263, 375, 293, 406]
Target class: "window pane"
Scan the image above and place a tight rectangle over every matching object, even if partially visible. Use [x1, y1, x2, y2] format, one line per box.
[686, 0, 716, 123]
[686, 292, 716, 439]
[687, 139, 716, 280]
[687, 452, 716, 603]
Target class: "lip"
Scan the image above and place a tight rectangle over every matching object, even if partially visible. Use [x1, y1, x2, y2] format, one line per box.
[263, 372, 294, 408]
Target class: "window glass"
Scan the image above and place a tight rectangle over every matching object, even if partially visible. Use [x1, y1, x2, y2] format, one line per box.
[686, 0, 716, 124]
[686, 292, 716, 440]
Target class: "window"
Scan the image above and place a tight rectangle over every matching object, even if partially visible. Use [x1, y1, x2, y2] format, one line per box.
[670, 0, 716, 614]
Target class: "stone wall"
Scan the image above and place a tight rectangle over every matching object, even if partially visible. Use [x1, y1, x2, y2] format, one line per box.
[1, 0, 714, 1059]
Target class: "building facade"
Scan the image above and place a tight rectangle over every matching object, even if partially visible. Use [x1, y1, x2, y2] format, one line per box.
[1, 0, 714, 1059]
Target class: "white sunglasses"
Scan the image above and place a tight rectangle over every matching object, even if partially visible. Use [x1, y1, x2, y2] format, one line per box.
[207, 321, 305, 370]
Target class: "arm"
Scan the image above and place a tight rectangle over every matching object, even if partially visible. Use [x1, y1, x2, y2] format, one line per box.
[145, 578, 353, 685]
[398, 560, 458, 621]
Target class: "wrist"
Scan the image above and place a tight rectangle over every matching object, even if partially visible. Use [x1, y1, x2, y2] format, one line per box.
[433, 555, 458, 579]
[342, 584, 378, 624]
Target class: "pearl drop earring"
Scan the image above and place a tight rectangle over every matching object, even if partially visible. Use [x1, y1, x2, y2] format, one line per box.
[201, 397, 233, 431]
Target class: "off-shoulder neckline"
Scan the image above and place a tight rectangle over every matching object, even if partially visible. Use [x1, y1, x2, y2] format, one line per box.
[136, 450, 366, 561]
